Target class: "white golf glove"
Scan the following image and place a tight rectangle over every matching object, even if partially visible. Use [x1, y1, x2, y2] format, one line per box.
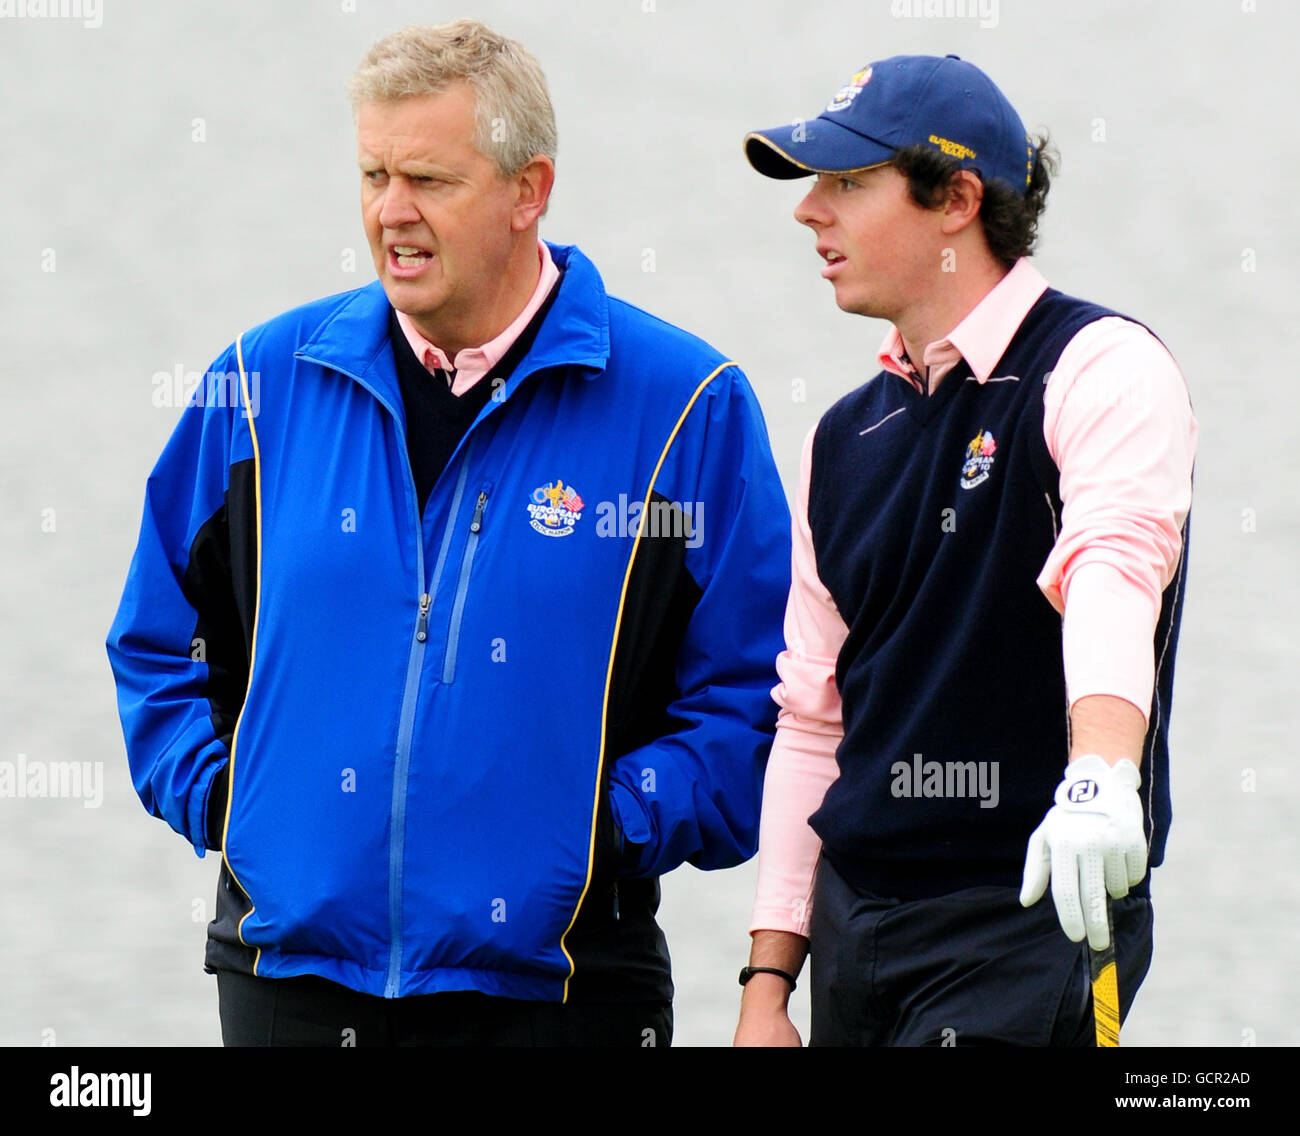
[1019, 754, 1148, 950]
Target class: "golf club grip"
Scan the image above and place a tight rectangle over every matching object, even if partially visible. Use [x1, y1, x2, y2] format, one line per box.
[1090, 899, 1120, 1047]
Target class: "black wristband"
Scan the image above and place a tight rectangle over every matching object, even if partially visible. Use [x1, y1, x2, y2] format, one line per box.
[738, 965, 797, 992]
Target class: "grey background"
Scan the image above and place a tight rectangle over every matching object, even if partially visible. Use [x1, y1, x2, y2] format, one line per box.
[1, 0, 1295, 1047]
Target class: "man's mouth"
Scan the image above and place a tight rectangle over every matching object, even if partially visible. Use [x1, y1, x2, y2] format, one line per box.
[819, 246, 846, 278]
[391, 244, 434, 268]
[387, 244, 436, 279]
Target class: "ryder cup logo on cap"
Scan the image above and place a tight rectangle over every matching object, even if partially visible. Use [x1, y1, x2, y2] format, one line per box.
[744, 54, 1034, 195]
[826, 66, 872, 112]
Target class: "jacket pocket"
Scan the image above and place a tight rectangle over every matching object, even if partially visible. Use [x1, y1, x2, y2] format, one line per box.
[442, 484, 490, 684]
[591, 784, 626, 920]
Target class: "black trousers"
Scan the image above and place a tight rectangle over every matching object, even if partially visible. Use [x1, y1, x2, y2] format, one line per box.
[809, 856, 1154, 1047]
[215, 970, 672, 1047]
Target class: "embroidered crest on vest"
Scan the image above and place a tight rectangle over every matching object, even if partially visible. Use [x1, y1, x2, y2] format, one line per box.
[959, 429, 997, 490]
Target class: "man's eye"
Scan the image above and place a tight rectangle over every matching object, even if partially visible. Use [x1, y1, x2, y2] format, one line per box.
[837, 177, 858, 191]
[363, 170, 385, 182]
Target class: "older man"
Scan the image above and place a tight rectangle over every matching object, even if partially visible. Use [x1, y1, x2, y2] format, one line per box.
[108, 20, 789, 1047]
[732, 54, 1196, 1046]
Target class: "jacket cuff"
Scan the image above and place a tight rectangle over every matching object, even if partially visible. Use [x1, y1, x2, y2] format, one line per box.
[609, 773, 654, 872]
[192, 760, 229, 858]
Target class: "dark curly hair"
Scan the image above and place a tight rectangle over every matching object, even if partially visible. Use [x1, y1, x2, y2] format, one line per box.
[890, 132, 1057, 268]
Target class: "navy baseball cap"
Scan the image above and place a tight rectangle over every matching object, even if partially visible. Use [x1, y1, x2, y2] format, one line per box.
[745, 54, 1035, 195]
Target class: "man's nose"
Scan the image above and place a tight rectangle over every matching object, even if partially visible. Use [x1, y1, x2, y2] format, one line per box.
[377, 175, 421, 229]
[794, 183, 828, 229]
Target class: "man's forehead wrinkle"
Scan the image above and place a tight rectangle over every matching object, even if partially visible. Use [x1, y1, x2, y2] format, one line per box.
[364, 147, 440, 171]
[357, 130, 473, 179]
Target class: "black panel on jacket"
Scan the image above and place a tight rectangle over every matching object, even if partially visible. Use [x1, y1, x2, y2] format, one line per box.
[182, 459, 256, 852]
[183, 460, 261, 977]
[565, 491, 704, 1003]
[205, 860, 259, 979]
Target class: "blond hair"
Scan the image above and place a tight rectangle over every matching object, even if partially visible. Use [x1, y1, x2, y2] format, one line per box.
[348, 19, 557, 177]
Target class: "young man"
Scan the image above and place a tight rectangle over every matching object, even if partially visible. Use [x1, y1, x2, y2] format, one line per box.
[107, 20, 790, 1047]
[733, 54, 1196, 1046]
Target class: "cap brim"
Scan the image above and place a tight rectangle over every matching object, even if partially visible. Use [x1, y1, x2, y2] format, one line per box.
[744, 118, 896, 179]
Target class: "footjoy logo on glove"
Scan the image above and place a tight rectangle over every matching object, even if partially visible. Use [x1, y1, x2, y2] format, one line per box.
[959, 429, 997, 490]
[1068, 780, 1099, 803]
[527, 479, 585, 537]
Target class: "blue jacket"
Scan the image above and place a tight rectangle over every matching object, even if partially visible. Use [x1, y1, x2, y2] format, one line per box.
[107, 243, 791, 1002]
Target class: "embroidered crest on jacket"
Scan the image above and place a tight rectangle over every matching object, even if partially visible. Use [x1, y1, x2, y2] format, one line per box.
[527, 479, 585, 536]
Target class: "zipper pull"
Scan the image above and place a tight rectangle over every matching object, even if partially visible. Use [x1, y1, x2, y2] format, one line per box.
[613, 879, 620, 921]
[415, 593, 431, 642]
[469, 490, 487, 533]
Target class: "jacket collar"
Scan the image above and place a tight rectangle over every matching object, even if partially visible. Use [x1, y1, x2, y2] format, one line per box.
[294, 243, 611, 411]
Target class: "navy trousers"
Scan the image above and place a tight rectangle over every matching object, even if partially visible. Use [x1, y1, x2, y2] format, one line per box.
[809, 856, 1153, 1046]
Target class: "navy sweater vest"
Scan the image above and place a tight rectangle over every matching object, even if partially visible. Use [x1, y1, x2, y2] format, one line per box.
[807, 289, 1188, 901]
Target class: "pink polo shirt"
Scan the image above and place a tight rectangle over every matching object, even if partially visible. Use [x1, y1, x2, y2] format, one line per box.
[395, 240, 559, 396]
[750, 257, 1197, 936]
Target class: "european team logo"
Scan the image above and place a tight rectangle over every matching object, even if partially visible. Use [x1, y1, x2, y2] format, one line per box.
[959, 429, 997, 490]
[826, 66, 872, 112]
[527, 479, 585, 537]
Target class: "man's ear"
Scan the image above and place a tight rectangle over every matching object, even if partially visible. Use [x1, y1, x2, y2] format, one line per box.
[939, 169, 984, 236]
[510, 155, 555, 230]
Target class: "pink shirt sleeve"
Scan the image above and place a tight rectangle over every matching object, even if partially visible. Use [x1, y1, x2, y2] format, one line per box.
[1037, 317, 1197, 721]
[748, 426, 845, 936]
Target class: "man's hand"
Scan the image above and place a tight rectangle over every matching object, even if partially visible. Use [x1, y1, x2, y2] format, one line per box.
[733, 929, 807, 1047]
[1019, 754, 1147, 949]
[734, 976, 802, 1047]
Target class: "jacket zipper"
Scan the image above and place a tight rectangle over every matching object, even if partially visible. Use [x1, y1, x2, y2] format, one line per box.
[385, 453, 473, 997]
[442, 487, 489, 684]
[292, 350, 532, 997]
[415, 593, 431, 642]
